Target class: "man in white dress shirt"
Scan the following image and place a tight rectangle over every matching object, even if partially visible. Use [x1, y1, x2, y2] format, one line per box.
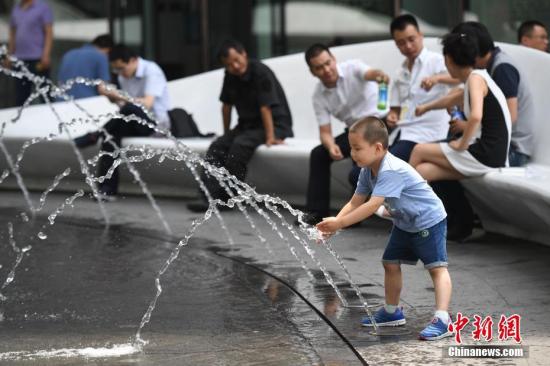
[300, 43, 389, 225]
[387, 14, 457, 162]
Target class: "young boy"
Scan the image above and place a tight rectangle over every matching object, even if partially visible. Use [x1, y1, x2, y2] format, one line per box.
[316, 116, 452, 341]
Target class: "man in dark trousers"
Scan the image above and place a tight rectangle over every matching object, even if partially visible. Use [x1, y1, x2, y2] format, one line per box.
[187, 40, 293, 212]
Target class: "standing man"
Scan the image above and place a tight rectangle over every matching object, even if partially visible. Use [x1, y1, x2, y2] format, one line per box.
[300, 43, 389, 225]
[8, 0, 53, 106]
[57, 34, 114, 99]
[518, 20, 548, 52]
[74, 44, 171, 200]
[387, 14, 456, 162]
[187, 39, 293, 212]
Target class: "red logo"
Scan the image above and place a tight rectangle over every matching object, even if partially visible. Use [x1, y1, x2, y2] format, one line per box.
[449, 313, 522, 344]
[498, 314, 522, 343]
[448, 312, 470, 344]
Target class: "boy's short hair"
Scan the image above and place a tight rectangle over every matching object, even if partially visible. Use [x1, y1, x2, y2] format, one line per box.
[390, 14, 419, 36]
[350, 116, 388, 148]
[304, 43, 332, 67]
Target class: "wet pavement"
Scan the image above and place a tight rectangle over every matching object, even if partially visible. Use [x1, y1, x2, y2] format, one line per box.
[0, 191, 548, 365]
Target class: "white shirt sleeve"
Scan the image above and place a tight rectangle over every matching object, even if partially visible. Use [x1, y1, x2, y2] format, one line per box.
[352, 60, 370, 81]
[313, 93, 331, 126]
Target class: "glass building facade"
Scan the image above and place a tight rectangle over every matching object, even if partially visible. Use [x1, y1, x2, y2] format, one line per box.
[1, 0, 550, 107]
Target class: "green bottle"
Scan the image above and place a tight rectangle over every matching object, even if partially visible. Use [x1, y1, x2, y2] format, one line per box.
[377, 82, 388, 110]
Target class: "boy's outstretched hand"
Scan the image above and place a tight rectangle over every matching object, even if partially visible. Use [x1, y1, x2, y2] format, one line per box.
[316, 216, 343, 235]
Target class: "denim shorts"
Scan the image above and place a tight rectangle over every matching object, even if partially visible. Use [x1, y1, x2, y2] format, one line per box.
[382, 219, 448, 269]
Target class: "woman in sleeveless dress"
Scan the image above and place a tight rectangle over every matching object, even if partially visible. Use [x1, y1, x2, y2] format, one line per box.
[409, 33, 511, 181]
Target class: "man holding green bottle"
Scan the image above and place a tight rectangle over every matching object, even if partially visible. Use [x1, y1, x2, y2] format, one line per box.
[299, 43, 389, 225]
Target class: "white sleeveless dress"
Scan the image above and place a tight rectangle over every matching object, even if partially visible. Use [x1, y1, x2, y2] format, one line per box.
[440, 69, 511, 176]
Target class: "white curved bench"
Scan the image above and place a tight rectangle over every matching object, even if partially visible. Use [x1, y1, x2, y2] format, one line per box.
[1, 38, 549, 245]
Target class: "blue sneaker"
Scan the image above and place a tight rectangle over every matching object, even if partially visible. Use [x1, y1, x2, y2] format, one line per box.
[361, 307, 406, 327]
[418, 317, 452, 341]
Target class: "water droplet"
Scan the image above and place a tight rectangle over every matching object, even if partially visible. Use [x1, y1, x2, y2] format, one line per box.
[20, 212, 29, 222]
[37, 232, 47, 240]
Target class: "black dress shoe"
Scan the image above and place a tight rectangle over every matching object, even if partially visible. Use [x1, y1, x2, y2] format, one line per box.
[74, 131, 101, 148]
[294, 212, 324, 226]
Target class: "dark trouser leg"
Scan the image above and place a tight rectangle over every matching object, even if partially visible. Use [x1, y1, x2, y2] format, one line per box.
[306, 131, 351, 216]
[97, 104, 155, 194]
[217, 128, 265, 199]
[389, 139, 417, 162]
[15, 60, 50, 106]
[508, 145, 530, 167]
[202, 127, 265, 200]
[201, 129, 240, 199]
[431, 180, 473, 239]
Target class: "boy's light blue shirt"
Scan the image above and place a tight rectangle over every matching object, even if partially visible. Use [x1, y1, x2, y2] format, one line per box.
[355, 152, 446, 232]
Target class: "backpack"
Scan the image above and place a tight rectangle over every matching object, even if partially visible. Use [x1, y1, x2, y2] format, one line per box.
[168, 108, 215, 138]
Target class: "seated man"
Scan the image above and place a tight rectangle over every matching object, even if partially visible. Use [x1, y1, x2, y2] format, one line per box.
[451, 22, 535, 167]
[57, 34, 113, 99]
[187, 39, 293, 212]
[387, 14, 457, 163]
[518, 20, 548, 52]
[300, 43, 389, 225]
[74, 44, 171, 200]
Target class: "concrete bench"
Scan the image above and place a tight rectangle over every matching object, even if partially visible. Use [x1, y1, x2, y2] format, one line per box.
[1, 38, 549, 245]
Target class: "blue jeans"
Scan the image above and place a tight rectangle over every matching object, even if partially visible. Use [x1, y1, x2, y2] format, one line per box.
[509, 146, 530, 167]
[383, 219, 448, 269]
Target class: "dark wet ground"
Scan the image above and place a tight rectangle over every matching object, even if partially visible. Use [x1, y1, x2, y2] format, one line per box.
[0, 191, 549, 365]
[0, 207, 364, 365]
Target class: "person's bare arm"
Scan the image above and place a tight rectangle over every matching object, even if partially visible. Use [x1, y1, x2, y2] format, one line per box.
[317, 195, 383, 232]
[416, 87, 463, 116]
[506, 97, 518, 124]
[134, 95, 155, 110]
[319, 124, 343, 160]
[386, 107, 400, 129]
[222, 103, 232, 133]
[4, 27, 16, 68]
[8, 26, 15, 55]
[421, 73, 461, 91]
[451, 75, 485, 150]
[40, 24, 53, 69]
[260, 105, 283, 146]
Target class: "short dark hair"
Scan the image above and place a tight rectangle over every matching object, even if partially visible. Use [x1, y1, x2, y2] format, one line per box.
[109, 44, 138, 63]
[216, 39, 246, 61]
[92, 34, 114, 49]
[304, 43, 332, 67]
[451, 22, 495, 57]
[442, 32, 479, 67]
[349, 116, 389, 149]
[518, 20, 547, 43]
[390, 14, 419, 36]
